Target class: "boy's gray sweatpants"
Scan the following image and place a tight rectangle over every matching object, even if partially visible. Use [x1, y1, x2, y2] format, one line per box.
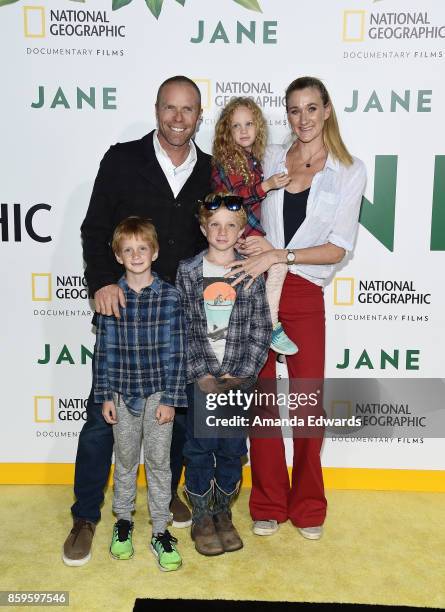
[112, 392, 173, 535]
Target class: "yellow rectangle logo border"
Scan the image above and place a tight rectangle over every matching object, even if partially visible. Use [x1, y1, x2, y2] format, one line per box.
[330, 400, 352, 419]
[24, 6, 45, 39]
[342, 10, 366, 42]
[34, 396, 55, 423]
[23, 6, 46, 38]
[193, 78, 212, 111]
[32, 273, 52, 301]
[334, 277, 355, 306]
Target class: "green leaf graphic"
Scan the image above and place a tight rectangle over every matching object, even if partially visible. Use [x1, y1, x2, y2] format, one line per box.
[112, 0, 133, 9]
[232, 0, 262, 12]
[175, 0, 185, 5]
[0, 0, 19, 6]
[145, 0, 164, 19]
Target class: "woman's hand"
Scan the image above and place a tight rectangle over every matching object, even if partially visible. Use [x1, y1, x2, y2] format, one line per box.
[237, 235, 274, 257]
[225, 250, 279, 289]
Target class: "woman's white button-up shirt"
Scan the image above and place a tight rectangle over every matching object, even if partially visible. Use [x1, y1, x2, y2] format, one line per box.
[261, 143, 367, 287]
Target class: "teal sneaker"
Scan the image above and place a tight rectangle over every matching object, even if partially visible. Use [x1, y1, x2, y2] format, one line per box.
[110, 519, 134, 560]
[150, 530, 182, 572]
[271, 322, 298, 356]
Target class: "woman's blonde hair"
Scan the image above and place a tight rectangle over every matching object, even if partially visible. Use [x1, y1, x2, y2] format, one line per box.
[285, 77, 353, 166]
[212, 97, 268, 184]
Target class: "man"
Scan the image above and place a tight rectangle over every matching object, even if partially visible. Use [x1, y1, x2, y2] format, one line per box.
[63, 76, 211, 566]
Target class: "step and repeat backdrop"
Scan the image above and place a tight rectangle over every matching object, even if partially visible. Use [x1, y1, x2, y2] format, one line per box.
[1, 0, 444, 481]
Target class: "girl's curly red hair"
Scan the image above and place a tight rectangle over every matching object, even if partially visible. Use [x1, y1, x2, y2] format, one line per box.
[212, 97, 267, 185]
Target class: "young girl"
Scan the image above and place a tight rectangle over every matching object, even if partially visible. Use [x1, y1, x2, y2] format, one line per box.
[211, 97, 297, 355]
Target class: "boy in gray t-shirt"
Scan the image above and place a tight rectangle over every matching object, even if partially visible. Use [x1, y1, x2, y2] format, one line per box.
[176, 194, 272, 557]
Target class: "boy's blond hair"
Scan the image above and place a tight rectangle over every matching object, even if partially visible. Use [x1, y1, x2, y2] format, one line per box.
[198, 193, 247, 229]
[112, 216, 159, 254]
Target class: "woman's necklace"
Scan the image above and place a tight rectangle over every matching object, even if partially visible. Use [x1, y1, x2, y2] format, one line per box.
[286, 144, 327, 181]
[301, 145, 326, 168]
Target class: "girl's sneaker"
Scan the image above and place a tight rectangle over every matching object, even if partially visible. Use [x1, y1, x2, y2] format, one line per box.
[271, 322, 298, 355]
[110, 519, 134, 560]
[150, 530, 182, 572]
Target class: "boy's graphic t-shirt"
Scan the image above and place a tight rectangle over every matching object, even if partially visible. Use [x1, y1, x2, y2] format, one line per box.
[203, 257, 236, 364]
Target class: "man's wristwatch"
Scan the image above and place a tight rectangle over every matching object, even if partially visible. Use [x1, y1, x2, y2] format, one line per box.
[286, 249, 296, 265]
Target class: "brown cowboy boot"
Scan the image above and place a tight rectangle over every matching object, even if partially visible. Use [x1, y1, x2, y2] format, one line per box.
[212, 481, 243, 552]
[185, 483, 224, 556]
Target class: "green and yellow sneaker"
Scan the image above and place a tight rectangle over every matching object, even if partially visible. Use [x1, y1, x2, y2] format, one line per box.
[110, 519, 134, 560]
[150, 530, 182, 572]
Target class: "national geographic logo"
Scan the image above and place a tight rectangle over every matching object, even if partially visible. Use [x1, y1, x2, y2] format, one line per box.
[334, 277, 355, 306]
[34, 396, 87, 438]
[34, 395, 54, 423]
[23, 7, 126, 39]
[332, 277, 431, 325]
[333, 278, 431, 306]
[32, 273, 93, 318]
[23, 6, 45, 38]
[327, 400, 363, 435]
[331, 400, 425, 425]
[214, 81, 285, 109]
[342, 10, 366, 42]
[34, 396, 87, 422]
[194, 79, 287, 115]
[32, 273, 52, 301]
[32, 274, 88, 301]
[330, 400, 352, 419]
[193, 79, 212, 111]
[342, 9, 445, 42]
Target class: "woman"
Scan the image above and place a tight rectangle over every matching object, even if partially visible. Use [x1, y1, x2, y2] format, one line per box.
[228, 76, 366, 539]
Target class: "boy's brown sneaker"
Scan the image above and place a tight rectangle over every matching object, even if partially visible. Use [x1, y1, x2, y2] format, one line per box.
[169, 492, 192, 528]
[62, 519, 96, 566]
[213, 511, 243, 552]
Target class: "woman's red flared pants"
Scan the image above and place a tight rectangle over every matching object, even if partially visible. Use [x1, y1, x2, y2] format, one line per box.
[249, 273, 327, 528]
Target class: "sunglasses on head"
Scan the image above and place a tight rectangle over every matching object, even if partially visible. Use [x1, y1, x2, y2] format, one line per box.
[200, 194, 245, 211]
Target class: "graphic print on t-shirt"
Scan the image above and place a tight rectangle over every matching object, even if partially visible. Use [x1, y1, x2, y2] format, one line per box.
[203, 279, 236, 343]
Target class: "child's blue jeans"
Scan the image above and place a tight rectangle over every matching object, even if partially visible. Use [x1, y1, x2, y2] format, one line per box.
[183, 383, 247, 495]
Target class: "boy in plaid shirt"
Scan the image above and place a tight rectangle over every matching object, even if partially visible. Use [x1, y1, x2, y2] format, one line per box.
[93, 216, 186, 572]
[175, 193, 272, 556]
